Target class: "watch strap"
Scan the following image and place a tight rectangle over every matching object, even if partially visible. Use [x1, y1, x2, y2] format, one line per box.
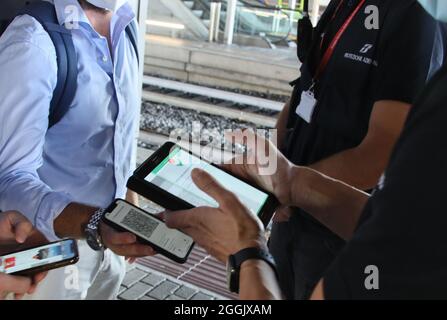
[229, 247, 277, 293]
[85, 208, 106, 251]
[87, 208, 106, 230]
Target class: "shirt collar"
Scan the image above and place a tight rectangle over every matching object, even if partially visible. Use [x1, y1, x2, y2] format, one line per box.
[52, 0, 134, 28]
[53, 0, 90, 26]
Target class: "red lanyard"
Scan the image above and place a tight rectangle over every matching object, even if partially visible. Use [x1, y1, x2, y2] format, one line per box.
[314, 0, 367, 80]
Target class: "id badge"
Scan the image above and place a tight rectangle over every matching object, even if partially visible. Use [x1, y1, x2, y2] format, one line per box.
[296, 90, 317, 123]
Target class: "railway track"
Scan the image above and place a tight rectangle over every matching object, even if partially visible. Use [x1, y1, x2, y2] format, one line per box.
[138, 76, 283, 165]
[142, 76, 284, 128]
[137, 130, 236, 165]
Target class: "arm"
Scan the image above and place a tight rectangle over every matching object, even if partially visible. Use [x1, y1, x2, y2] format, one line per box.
[287, 166, 369, 240]
[0, 25, 71, 242]
[310, 100, 410, 190]
[224, 130, 368, 240]
[240, 260, 282, 300]
[0, 31, 93, 242]
[0, 21, 154, 259]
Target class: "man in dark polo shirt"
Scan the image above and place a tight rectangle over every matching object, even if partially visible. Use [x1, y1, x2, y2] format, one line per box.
[164, 61, 447, 298]
[272, 0, 445, 299]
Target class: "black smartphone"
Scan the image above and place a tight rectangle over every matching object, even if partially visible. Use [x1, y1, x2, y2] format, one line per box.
[0, 239, 79, 276]
[127, 142, 279, 227]
[103, 199, 195, 264]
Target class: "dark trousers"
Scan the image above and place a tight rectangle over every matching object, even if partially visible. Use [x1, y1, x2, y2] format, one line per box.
[269, 213, 346, 300]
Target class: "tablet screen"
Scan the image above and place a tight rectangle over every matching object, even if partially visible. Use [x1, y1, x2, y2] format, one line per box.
[144, 146, 269, 215]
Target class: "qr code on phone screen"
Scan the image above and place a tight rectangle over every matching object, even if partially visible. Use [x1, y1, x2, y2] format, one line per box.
[122, 209, 159, 238]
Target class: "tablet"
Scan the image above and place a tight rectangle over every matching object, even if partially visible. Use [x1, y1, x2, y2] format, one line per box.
[127, 142, 279, 226]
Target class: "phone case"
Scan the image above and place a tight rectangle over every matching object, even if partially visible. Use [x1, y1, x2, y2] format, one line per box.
[5, 239, 79, 276]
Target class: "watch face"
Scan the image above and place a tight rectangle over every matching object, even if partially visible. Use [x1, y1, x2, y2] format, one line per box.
[86, 229, 102, 251]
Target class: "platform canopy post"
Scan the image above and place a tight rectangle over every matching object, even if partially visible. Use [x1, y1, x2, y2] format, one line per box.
[224, 0, 237, 45]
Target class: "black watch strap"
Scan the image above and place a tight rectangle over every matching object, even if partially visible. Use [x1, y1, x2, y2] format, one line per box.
[228, 247, 277, 293]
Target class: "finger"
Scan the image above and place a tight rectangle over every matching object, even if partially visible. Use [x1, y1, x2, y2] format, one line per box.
[191, 169, 237, 207]
[27, 283, 37, 295]
[111, 243, 156, 257]
[33, 272, 48, 285]
[157, 211, 168, 221]
[127, 257, 137, 264]
[220, 156, 249, 177]
[102, 224, 137, 245]
[108, 232, 136, 245]
[7, 212, 33, 244]
[0, 274, 32, 295]
[164, 209, 201, 230]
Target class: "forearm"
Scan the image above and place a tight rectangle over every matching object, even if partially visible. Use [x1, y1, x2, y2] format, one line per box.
[288, 166, 369, 240]
[239, 260, 282, 300]
[310, 146, 387, 190]
[0, 175, 72, 241]
[54, 203, 97, 239]
[310, 101, 410, 190]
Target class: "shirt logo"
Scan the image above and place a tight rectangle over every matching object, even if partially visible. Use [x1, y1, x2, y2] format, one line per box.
[360, 44, 374, 54]
[344, 43, 378, 66]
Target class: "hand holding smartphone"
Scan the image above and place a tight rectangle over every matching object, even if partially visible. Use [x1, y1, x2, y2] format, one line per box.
[0, 239, 78, 276]
[103, 199, 194, 264]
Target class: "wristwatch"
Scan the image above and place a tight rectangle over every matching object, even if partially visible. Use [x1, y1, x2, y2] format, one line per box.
[85, 208, 106, 251]
[227, 247, 277, 293]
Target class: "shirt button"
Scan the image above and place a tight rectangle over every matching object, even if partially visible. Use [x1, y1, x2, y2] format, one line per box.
[102, 55, 108, 62]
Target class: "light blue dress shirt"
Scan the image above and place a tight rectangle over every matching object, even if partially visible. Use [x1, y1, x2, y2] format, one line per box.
[0, 0, 140, 240]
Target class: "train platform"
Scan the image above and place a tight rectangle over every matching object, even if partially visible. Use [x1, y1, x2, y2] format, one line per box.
[144, 34, 300, 96]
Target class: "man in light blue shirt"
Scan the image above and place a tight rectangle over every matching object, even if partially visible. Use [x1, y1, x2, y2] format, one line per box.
[0, 0, 155, 299]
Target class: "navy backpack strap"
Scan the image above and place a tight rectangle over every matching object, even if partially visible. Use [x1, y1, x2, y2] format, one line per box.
[125, 21, 139, 63]
[18, 1, 78, 128]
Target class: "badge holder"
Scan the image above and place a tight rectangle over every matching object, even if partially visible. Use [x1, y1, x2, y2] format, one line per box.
[296, 82, 317, 123]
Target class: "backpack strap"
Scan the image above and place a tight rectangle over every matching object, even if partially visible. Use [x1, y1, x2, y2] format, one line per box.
[125, 21, 139, 63]
[18, 1, 78, 128]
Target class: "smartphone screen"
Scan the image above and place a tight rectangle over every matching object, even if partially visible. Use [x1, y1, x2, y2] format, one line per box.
[0, 239, 77, 275]
[105, 200, 194, 260]
[144, 146, 269, 216]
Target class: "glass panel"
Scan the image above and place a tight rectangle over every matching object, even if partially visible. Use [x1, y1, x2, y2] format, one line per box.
[234, 3, 303, 45]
